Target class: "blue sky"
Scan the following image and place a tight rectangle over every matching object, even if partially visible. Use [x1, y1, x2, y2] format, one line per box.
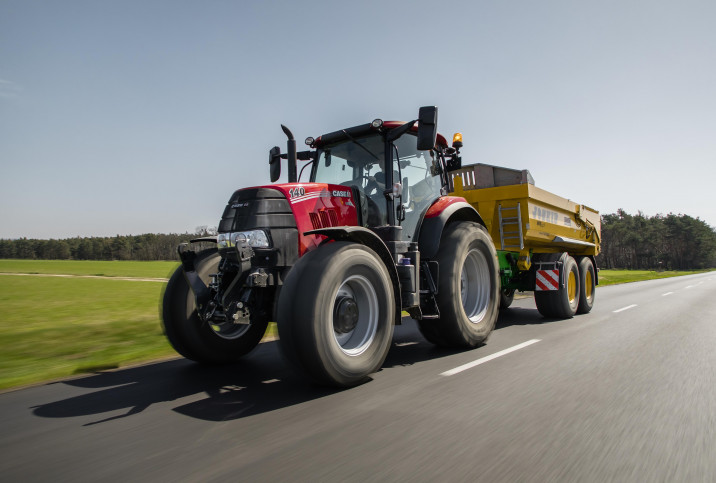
[1, 0, 715, 238]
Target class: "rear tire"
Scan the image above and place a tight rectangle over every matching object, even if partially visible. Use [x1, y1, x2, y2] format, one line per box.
[419, 222, 499, 348]
[161, 249, 268, 363]
[576, 257, 596, 314]
[277, 242, 394, 387]
[499, 288, 515, 310]
[534, 255, 580, 319]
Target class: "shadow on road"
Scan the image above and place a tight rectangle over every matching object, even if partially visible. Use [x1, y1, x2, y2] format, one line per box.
[495, 305, 563, 329]
[31, 341, 340, 425]
[31, 309, 550, 426]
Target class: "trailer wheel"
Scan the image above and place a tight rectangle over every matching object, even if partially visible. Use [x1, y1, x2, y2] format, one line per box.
[500, 288, 515, 310]
[161, 249, 268, 364]
[277, 242, 394, 387]
[420, 222, 499, 348]
[534, 255, 580, 319]
[576, 257, 596, 314]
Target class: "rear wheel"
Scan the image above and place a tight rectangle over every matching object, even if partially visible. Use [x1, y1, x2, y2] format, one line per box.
[534, 254, 580, 319]
[161, 249, 268, 363]
[577, 257, 596, 314]
[277, 242, 394, 387]
[419, 222, 499, 348]
[500, 288, 515, 309]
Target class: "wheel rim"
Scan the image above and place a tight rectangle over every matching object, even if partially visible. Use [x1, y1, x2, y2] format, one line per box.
[585, 268, 594, 301]
[209, 321, 251, 340]
[567, 270, 577, 304]
[332, 274, 379, 356]
[460, 248, 491, 323]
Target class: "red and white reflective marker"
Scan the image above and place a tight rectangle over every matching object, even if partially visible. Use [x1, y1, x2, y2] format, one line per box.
[535, 269, 559, 291]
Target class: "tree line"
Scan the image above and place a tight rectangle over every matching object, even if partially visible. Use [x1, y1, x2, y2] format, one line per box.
[1, 213, 715, 270]
[0, 227, 217, 262]
[597, 210, 716, 270]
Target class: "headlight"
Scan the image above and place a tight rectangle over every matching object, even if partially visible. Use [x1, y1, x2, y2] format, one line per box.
[218, 230, 270, 249]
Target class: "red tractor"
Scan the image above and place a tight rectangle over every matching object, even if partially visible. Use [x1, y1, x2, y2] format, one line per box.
[162, 107, 499, 387]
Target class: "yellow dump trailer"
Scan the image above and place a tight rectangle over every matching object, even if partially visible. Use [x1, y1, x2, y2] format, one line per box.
[448, 162, 601, 318]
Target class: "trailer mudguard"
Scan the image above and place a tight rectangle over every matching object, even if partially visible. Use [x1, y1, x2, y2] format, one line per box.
[304, 226, 403, 325]
[417, 198, 486, 260]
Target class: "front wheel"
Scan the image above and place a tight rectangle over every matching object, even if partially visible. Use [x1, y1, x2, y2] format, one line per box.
[419, 222, 500, 348]
[277, 242, 395, 387]
[161, 249, 268, 363]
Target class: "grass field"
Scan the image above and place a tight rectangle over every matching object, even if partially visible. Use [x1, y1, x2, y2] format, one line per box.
[0, 274, 174, 390]
[0, 259, 711, 391]
[597, 269, 711, 286]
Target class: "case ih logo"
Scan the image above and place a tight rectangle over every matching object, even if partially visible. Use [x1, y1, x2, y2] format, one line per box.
[535, 269, 559, 291]
[289, 187, 352, 204]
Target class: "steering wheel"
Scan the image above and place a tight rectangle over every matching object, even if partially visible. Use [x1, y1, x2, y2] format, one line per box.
[358, 175, 381, 196]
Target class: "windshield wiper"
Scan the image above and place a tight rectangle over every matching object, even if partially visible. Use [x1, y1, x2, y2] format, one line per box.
[341, 129, 380, 161]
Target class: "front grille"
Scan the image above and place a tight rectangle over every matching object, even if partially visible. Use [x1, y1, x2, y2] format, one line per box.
[219, 188, 294, 233]
[218, 187, 298, 268]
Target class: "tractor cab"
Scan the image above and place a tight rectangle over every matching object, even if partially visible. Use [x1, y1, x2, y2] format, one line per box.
[298, 109, 461, 243]
[309, 126, 445, 241]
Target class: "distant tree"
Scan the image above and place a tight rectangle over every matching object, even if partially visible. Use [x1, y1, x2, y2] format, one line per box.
[598, 210, 716, 270]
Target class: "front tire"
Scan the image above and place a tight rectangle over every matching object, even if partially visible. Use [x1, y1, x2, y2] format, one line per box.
[161, 249, 268, 363]
[419, 222, 500, 348]
[277, 242, 395, 387]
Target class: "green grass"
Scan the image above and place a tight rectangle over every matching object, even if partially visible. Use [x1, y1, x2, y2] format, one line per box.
[0, 259, 179, 279]
[598, 269, 711, 286]
[0, 274, 175, 390]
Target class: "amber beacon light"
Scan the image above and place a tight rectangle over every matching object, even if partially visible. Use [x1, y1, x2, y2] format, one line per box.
[452, 132, 463, 149]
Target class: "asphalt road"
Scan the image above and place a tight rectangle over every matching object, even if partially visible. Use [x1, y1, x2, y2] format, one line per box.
[1, 272, 715, 482]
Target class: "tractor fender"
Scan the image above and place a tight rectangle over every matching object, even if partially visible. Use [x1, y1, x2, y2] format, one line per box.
[304, 226, 403, 325]
[417, 199, 486, 260]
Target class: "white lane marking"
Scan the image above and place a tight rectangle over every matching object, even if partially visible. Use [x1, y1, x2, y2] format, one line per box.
[685, 285, 693, 289]
[440, 339, 541, 376]
[613, 304, 638, 313]
[662, 292, 674, 296]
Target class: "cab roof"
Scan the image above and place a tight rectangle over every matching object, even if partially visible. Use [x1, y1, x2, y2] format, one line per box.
[313, 120, 448, 149]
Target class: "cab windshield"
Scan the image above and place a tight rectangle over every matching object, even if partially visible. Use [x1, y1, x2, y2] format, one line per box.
[311, 132, 442, 240]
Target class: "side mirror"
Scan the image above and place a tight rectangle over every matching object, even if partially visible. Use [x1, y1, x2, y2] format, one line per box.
[417, 106, 438, 150]
[269, 146, 281, 182]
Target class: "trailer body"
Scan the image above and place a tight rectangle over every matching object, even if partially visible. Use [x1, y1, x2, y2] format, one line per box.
[448, 162, 600, 296]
